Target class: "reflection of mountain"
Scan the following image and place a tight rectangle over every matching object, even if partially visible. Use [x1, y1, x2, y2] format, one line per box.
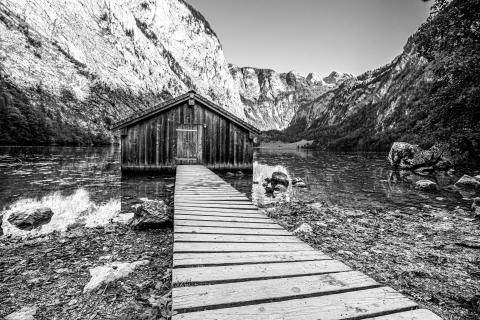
[1, 188, 121, 236]
[255, 147, 312, 158]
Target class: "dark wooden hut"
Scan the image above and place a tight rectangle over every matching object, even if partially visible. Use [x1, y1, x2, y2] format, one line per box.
[111, 90, 260, 171]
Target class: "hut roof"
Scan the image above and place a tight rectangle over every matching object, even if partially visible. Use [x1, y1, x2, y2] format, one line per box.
[110, 90, 260, 134]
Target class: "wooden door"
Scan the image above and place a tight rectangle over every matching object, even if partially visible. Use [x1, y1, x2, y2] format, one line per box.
[176, 124, 202, 164]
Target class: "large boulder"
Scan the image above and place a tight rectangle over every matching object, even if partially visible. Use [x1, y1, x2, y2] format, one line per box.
[130, 200, 171, 230]
[414, 180, 438, 192]
[388, 142, 440, 170]
[455, 175, 480, 190]
[271, 171, 289, 187]
[7, 207, 53, 230]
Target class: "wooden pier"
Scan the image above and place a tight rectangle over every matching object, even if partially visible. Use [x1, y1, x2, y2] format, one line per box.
[172, 165, 441, 319]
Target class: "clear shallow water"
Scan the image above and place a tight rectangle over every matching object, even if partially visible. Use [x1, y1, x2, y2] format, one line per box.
[0, 146, 174, 237]
[0, 146, 477, 237]
[223, 148, 478, 211]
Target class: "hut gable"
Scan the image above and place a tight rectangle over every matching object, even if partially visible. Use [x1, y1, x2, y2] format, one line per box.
[111, 91, 260, 171]
[111, 90, 259, 134]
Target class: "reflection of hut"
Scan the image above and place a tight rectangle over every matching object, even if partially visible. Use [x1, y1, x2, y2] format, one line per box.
[111, 91, 260, 171]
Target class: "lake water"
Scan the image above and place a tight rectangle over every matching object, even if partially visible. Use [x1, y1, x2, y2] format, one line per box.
[0, 146, 476, 237]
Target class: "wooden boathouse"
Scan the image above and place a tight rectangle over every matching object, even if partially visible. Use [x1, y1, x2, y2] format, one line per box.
[111, 91, 260, 171]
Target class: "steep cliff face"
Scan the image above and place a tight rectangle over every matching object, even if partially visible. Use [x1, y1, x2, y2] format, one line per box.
[288, 52, 428, 132]
[230, 65, 351, 130]
[0, 0, 244, 145]
[0, 0, 357, 144]
[287, 0, 480, 156]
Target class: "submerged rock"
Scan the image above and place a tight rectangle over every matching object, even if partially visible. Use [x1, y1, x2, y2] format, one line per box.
[5, 306, 37, 320]
[130, 200, 171, 230]
[388, 142, 439, 170]
[271, 171, 289, 187]
[83, 260, 149, 293]
[293, 223, 313, 235]
[455, 175, 480, 190]
[415, 180, 438, 192]
[7, 207, 53, 230]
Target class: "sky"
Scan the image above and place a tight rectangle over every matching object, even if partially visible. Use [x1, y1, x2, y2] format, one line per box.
[187, 0, 431, 76]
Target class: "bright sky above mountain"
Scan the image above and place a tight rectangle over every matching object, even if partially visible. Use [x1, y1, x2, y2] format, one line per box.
[187, 0, 431, 76]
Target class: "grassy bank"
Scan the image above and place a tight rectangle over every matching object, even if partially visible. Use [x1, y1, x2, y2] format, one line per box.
[264, 200, 480, 320]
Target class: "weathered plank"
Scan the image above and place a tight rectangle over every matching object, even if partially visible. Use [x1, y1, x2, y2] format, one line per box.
[176, 215, 272, 223]
[174, 234, 301, 243]
[174, 226, 291, 235]
[368, 309, 443, 319]
[175, 207, 261, 214]
[176, 195, 247, 198]
[172, 287, 418, 320]
[176, 186, 240, 189]
[175, 192, 245, 196]
[175, 199, 253, 203]
[174, 220, 284, 229]
[174, 242, 314, 253]
[174, 210, 269, 219]
[173, 271, 378, 310]
[173, 260, 350, 284]
[173, 251, 330, 267]
[176, 203, 257, 209]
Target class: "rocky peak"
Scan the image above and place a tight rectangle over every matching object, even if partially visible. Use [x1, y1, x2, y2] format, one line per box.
[322, 71, 353, 85]
[230, 66, 351, 130]
[286, 0, 479, 157]
[306, 73, 324, 85]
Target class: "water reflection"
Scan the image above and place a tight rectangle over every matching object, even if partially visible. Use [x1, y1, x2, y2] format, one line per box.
[0, 146, 475, 237]
[0, 146, 174, 237]
[223, 149, 472, 211]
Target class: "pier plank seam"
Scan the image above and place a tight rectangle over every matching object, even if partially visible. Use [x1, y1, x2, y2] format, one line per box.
[172, 165, 442, 319]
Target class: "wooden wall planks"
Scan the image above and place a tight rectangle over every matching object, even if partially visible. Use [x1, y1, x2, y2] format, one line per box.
[121, 101, 254, 171]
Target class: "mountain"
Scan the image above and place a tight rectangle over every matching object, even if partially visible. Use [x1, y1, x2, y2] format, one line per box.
[0, 0, 244, 145]
[285, 0, 480, 158]
[229, 66, 351, 130]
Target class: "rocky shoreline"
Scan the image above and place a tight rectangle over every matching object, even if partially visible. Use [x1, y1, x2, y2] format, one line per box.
[1, 191, 175, 320]
[261, 199, 480, 319]
[388, 142, 480, 213]
[0, 224, 173, 320]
